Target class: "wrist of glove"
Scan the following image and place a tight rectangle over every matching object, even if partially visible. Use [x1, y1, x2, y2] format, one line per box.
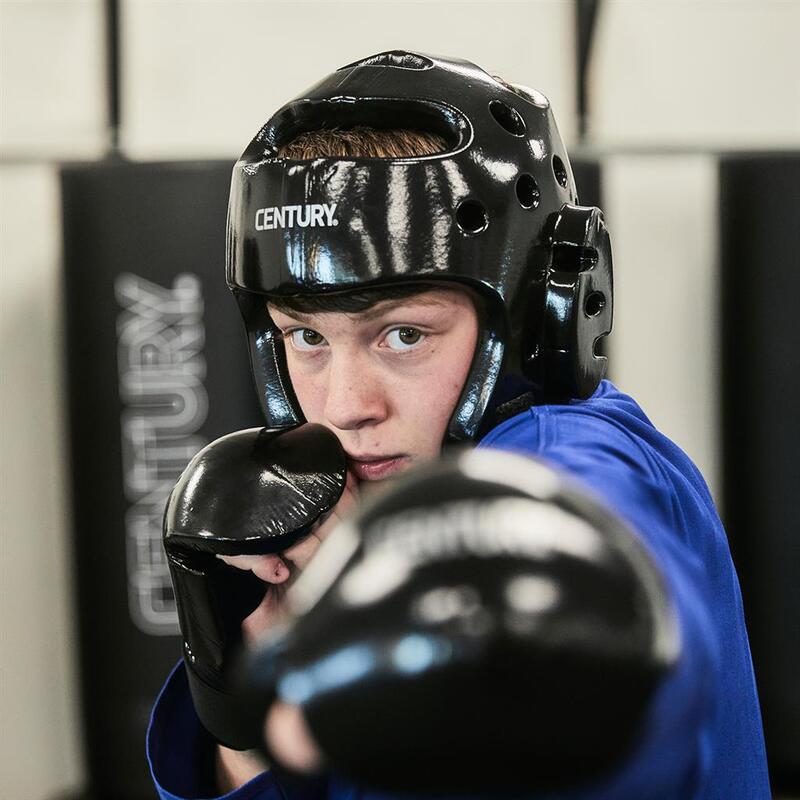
[245, 448, 680, 795]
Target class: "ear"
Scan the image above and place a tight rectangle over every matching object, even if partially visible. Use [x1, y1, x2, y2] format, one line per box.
[524, 204, 613, 402]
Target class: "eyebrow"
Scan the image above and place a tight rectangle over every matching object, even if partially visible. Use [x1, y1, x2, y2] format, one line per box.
[355, 295, 450, 322]
[271, 295, 451, 325]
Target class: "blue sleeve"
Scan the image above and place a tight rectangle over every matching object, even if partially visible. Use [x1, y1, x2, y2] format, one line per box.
[478, 407, 722, 798]
[147, 661, 329, 800]
[148, 389, 768, 800]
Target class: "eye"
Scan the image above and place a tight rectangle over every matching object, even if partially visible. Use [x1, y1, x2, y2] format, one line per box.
[289, 328, 326, 350]
[385, 327, 424, 351]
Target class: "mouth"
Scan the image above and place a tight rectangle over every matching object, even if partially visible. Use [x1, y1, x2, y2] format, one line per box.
[346, 453, 410, 481]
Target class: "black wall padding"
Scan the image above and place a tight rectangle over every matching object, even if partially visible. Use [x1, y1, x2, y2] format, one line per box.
[720, 153, 800, 790]
[61, 161, 263, 799]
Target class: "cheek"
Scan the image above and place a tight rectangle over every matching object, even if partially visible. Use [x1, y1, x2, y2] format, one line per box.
[432, 319, 479, 429]
[397, 337, 477, 453]
[285, 356, 326, 423]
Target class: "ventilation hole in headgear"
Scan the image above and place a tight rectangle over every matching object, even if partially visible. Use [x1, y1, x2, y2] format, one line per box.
[339, 51, 434, 71]
[552, 155, 569, 189]
[515, 174, 540, 209]
[584, 291, 606, 317]
[489, 100, 526, 137]
[456, 200, 489, 234]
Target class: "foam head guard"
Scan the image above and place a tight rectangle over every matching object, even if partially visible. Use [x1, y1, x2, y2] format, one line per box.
[227, 50, 613, 440]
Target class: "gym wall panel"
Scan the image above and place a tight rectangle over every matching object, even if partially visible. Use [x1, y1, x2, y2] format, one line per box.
[0, 165, 85, 800]
[720, 154, 800, 782]
[0, 0, 108, 159]
[61, 160, 264, 798]
[590, 0, 800, 149]
[603, 155, 721, 501]
[120, 0, 576, 159]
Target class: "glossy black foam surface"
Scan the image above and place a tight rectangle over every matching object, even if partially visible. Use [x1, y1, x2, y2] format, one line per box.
[248, 449, 678, 793]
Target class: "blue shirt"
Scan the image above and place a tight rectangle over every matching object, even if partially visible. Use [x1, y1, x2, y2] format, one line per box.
[147, 381, 770, 799]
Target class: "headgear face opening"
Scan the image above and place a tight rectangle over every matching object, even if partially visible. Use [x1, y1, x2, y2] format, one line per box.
[226, 51, 613, 440]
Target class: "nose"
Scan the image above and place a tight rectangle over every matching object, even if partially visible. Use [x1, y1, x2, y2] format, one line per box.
[323, 351, 389, 431]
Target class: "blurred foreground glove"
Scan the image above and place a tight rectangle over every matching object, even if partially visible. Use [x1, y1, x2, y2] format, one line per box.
[163, 424, 346, 750]
[245, 448, 680, 795]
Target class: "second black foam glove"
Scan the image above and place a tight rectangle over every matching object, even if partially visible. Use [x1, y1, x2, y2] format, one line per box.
[245, 448, 680, 795]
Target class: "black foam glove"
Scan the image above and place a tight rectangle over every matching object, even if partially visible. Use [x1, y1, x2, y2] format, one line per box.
[245, 448, 680, 795]
[163, 423, 346, 750]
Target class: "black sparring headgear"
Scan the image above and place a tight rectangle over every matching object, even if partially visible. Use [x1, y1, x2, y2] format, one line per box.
[226, 50, 613, 439]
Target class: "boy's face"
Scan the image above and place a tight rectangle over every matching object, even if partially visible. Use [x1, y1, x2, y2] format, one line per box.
[221, 286, 479, 642]
[268, 286, 479, 482]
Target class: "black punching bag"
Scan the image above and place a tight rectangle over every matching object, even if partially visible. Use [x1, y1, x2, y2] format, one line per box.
[720, 153, 800, 792]
[61, 161, 262, 799]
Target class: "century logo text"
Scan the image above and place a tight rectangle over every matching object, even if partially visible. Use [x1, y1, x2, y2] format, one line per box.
[255, 203, 338, 231]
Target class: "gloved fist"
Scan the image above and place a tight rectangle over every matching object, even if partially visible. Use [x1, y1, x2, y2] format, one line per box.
[163, 423, 346, 750]
[245, 448, 680, 795]
[219, 467, 359, 643]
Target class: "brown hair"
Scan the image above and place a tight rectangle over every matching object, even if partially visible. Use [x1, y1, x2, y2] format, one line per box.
[277, 125, 448, 160]
[269, 284, 443, 315]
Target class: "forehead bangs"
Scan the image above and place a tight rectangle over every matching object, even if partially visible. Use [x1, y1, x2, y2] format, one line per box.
[267, 283, 476, 317]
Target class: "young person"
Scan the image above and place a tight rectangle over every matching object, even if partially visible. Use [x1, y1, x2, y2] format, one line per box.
[150, 51, 770, 799]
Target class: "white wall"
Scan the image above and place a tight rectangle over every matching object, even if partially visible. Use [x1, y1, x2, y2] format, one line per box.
[1, 0, 107, 796]
[603, 155, 721, 497]
[0, 165, 85, 800]
[0, 0, 108, 159]
[120, 0, 576, 158]
[590, 0, 800, 150]
[587, 0, 799, 502]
